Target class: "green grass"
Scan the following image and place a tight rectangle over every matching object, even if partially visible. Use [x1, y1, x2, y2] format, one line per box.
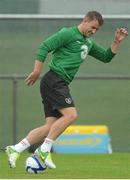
[0, 152, 130, 179]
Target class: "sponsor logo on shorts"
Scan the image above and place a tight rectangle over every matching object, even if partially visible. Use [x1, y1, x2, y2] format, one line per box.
[65, 97, 72, 104]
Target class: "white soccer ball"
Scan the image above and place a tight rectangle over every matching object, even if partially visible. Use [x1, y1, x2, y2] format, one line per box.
[25, 154, 47, 174]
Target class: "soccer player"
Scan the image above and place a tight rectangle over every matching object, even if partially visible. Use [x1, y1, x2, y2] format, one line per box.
[6, 11, 128, 168]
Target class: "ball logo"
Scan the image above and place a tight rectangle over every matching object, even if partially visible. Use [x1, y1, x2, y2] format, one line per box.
[81, 45, 88, 59]
[65, 97, 72, 104]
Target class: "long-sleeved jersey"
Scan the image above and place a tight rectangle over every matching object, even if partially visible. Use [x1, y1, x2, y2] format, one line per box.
[36, 26, 115, 84]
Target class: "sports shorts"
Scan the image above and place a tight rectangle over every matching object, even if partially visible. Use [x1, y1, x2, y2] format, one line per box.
[40, 70, 75, 118]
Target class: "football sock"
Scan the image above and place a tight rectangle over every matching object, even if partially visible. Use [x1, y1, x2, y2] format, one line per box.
[14, 138, 30, 153]
[40, 138, 53, 152]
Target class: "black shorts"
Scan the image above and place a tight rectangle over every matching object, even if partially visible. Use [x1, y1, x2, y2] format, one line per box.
[40, 70, 75, 118]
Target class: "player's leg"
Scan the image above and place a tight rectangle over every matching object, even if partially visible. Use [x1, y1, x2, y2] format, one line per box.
[5, 117, 56, 168]
[47, 107, 77, 140]
[26, 117, 56, 145]
[35, 70, 77, 168]
[35, 107, 77, 169]
[35, 102, 63, 169]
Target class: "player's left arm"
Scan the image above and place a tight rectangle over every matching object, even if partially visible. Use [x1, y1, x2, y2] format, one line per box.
[110, 28, 128, 54]
[89, 28, 128, 63]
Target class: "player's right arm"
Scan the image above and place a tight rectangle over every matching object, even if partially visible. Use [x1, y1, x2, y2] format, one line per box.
[25, 28, 73, 86]
[25, 60, 43, 86]
[36, 28, 73, 62]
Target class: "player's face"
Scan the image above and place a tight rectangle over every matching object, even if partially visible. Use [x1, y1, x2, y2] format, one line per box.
[83, 19, 100, 37]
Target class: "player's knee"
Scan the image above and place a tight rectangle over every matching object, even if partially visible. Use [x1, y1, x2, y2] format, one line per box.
[71, 111, 78, 121]
[66, 111, 78, 122]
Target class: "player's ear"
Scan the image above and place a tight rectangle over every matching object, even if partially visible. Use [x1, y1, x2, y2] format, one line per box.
[83, 16, 90, 23]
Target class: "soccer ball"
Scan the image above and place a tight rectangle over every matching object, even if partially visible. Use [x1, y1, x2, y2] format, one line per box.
[25, 154, 47, 174]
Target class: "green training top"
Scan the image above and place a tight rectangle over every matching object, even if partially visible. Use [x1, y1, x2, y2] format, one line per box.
[36, 26, 115, 84]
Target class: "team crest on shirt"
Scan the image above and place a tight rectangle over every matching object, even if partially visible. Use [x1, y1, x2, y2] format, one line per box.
[65, 97, 72, 104]
[76, 40, 81, 44]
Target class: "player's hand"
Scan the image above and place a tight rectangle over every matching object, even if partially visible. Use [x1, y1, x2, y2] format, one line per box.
[114, 28, 128, 43]
[25, 71, 40, 86]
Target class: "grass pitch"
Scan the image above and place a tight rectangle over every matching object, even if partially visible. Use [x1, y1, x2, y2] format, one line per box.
[0, 152, 130, 179]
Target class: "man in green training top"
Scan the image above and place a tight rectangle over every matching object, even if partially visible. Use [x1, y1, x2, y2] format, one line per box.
[6, 11, 128, 169]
